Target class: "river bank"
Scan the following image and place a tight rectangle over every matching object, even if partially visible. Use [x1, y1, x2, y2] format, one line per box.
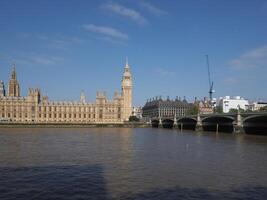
[0, 122, 150, 128]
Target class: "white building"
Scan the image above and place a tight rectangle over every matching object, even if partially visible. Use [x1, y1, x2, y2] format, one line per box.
[132, 106, 143, 119]
[251, 102, 267, 111]
[218, 96, 249, 113]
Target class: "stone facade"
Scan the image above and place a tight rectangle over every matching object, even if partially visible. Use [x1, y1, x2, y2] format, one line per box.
[7, 66, 20, 97]
[195, 97, 214, 114]
[142, 96, 192, 120]
[0, 61, 132, 123]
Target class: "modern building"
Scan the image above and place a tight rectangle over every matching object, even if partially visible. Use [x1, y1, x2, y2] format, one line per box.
[0, 60, 132, 123]
[251, 101, 267, 111]
[218, 96, 249, 113]
[132, 106, 142, 119]
[142, 96, 192, 121]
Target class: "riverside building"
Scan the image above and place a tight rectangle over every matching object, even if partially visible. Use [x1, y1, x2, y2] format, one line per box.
[142, 96, 192, 121]
[218, 96, 249, 113]
[0, 61, 132, 123]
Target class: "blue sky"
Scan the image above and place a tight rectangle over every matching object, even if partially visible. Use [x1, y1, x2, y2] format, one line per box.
[0, 0, 267, 105]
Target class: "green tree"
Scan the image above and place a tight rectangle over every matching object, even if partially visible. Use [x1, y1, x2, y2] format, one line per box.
[186, 105, 199, 115]
[129, 116, 140, 122]
[259, 106, 267, 112]
[228, 108, 238, 113]
[228, 108, 245, 113]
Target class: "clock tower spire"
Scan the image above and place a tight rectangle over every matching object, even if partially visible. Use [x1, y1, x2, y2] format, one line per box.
[121, 57, 132, 121]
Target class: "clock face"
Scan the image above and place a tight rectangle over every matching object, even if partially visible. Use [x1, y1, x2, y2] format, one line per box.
[125, 79, 130, 86]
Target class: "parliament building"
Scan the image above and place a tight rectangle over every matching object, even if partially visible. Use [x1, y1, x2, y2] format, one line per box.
[0, 60, 132, 123]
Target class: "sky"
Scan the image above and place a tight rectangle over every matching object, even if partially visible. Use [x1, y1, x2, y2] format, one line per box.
[0, 0, 267, 105]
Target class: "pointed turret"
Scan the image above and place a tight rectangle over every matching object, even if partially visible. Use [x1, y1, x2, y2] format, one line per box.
[123, 57, 131, 78]
[8, 64, 20, 97]
[11, 64, 16, 80]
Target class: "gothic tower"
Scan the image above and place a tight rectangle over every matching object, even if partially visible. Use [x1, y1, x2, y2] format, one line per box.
[8, 65, 20, 97]
[121, 58, 132, 121]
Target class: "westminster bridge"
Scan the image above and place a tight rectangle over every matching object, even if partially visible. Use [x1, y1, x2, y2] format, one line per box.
[149, 112, 267, 134]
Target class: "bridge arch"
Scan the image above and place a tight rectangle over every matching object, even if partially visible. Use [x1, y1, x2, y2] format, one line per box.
[178, 117, 197, 130]
[151, 119, 159, 128]
[243, 114, 267, 135]
[202, 116, 235, 133]
[162, 119, 174, 129]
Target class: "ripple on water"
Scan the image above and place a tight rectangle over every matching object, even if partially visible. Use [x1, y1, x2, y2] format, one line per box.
[0, 128, 267, 200]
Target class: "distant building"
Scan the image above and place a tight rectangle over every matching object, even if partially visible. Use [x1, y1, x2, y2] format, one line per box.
[0, 60, 132, 123]
[142, 96, 192, 121]
[251, 102, 267, 111]
[194, 97, 214, 114]
[8, 66, 20, 97]
[218, 96, 249, 113]
[132, 106, 142, 119]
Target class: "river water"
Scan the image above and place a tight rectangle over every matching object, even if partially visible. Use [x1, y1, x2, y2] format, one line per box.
[0, 128, 267, 200]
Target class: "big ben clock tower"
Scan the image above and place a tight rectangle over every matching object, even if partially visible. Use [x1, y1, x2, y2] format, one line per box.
[121, 58, 132, 121]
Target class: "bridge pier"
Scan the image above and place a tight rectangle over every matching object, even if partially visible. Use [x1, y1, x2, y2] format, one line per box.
[233, 125, 244, 134]
[149, 118, 152, 127]
[233, 111, 244, 134]
[195, 113, 203, 132]
[173, 115, 178, 129]
[158, 118, 163, 128]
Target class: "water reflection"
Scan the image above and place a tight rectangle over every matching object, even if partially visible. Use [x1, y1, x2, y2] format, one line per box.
[0, 165, 108, 200]
[0, 128, 267, 199]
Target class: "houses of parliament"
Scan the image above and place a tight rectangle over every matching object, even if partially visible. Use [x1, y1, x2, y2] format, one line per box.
[0, 60, 132, 123]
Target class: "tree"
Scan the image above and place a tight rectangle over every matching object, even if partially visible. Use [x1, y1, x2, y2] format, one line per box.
[186, 105, 199, 115]
[129, 116, 140, 122]
[228, 108, 238, 113]
[259, 106, 267, 112]
[228, 108, 245, 113]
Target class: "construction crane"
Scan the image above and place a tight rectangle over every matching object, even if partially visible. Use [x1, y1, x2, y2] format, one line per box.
[206, 55, 215, 101]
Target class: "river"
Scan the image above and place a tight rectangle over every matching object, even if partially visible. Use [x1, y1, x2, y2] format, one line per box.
[0, 128, 267, 199]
